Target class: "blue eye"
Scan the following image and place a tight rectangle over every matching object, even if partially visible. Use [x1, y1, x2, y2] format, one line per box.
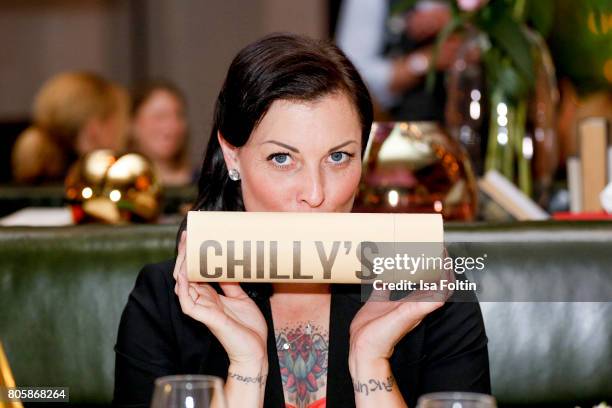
[329, 151, 353, 164]
[331, 152, 344, 162]
[267, 153, 293, 168]
[274, 154, 288, 164]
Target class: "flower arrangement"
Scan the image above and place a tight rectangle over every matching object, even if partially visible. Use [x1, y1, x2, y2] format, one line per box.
[392, 0, 558, 203]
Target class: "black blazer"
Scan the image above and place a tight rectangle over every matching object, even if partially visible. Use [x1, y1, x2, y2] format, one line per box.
[113, 259, 490, 407]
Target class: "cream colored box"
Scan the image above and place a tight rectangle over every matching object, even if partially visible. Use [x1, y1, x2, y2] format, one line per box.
[186, 211, 443, 284]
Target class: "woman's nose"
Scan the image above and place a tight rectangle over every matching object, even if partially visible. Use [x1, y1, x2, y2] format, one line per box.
[297, 167, 325, 208]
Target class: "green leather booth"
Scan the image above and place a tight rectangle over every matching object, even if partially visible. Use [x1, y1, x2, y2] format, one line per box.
[1, 222, 611, 407]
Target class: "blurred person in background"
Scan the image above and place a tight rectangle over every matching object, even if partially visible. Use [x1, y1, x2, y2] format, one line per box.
[336, 0, 460, 121]
[129, 80, 192, 186]
[11, 71, 129, 184]
[336, 0, 487, 121]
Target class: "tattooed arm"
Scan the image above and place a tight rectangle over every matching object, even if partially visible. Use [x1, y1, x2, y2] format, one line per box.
[348, 265, 456, 407]
[173, 232, 270, 408]
[348, 298, 444, 407]
[350, 359, 407, 408]
[225, 357, 269, 408]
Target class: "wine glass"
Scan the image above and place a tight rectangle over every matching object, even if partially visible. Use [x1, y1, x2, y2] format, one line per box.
[151, 375, 226, 408]
[417, 392, 497, 408]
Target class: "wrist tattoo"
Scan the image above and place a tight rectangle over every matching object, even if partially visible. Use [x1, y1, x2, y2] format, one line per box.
[227, 371, 267, 387]
[353, 375, 395, 396]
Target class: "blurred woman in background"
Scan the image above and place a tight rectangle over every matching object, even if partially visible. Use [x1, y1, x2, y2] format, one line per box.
[129, 80, 192, 186]
[11, 71, 129, 184]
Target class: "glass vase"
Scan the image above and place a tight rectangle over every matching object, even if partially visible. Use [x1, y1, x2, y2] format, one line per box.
[445, 25, 559, 208]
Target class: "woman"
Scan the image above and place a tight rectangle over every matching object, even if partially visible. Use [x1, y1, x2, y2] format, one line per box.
[12, 71, 128, 184]
[130, 81, 192, 186]
[113, 34, 490, 408]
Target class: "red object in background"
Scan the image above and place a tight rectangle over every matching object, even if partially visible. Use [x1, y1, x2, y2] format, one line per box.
[70, 205, 86, 224]
[553, 211, 612, 220]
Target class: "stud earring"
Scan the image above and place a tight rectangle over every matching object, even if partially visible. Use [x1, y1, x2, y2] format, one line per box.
[228, 168, 241, 181]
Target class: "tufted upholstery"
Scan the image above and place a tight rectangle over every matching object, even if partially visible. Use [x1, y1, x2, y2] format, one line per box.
[0, 222, 611, 406]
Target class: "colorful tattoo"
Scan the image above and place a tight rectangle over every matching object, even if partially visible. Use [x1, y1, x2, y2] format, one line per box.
[276, 322, 329, 408]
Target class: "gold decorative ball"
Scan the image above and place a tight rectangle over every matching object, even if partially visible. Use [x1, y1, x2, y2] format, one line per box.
[353, 122, 478, 221]
[65, 150, 162, 224]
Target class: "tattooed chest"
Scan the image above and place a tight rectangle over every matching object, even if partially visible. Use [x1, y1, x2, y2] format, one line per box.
[275, 321, 329, 408]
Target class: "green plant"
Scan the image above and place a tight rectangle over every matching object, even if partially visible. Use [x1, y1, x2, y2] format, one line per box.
[392, 0, 556, 196]
[393, 0, 554, 98]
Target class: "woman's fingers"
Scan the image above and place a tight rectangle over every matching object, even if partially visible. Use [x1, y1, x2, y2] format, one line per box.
[188, 285, 199, 303]
[177, 273, 216, 323]
[173, 234, 223, 316]
[176, 271, 225, 319]
[177, 268, 193, 309]
[190, 282, 217, 296]
[173, 257, 185, 295]
[190, 283, 222, 308]
[176, 275, 237, 336]
[219, 282, 249, 299]
[173, 231, 187, 281]
[379, 298, 444, 342]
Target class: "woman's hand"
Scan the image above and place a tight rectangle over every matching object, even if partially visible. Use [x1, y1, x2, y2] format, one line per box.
[348, 262, 455, 374]
[173, 231, 268, 367]
[175, 231, 269, 407]
[348, 263, 454, 407]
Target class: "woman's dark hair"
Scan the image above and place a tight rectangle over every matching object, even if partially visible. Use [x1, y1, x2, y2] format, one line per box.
[131, 79, 186, 116]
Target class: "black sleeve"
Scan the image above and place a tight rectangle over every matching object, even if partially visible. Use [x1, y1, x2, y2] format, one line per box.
[419, 295, 491, 395]
[113, 261, 180, 408]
